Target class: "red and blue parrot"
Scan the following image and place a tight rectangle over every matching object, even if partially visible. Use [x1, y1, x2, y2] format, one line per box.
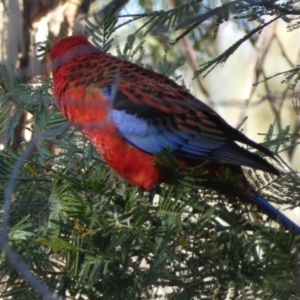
[49, 35, 300, 234]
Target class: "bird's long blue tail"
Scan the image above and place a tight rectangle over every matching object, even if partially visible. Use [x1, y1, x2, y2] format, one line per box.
[252, 195, 300, 234]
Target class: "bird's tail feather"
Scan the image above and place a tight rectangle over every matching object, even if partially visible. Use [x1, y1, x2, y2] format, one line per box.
[252, 195, 300, 234]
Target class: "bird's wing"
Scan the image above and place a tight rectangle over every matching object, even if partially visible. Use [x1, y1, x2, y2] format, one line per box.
[108, 86, 225, 155]
[79, 53, 276, 174]
[95, 65, 275, 174]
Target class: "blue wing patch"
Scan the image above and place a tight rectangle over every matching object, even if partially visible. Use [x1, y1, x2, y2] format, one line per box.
[110, 109, 223, 157]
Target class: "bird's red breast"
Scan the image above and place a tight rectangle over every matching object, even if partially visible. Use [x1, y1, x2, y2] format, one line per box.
[53, 79, 166, 190]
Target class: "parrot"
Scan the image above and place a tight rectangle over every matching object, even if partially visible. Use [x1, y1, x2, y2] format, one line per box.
[49, 35, 300, 234]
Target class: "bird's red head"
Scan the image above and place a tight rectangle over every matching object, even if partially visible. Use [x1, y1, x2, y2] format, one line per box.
[50, 35, 100, 73]
[50, 35, 91, 60]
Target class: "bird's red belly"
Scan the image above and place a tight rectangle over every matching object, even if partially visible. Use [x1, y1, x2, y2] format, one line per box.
[84, 126, 166, 191]
[56, 88, 166, 190]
